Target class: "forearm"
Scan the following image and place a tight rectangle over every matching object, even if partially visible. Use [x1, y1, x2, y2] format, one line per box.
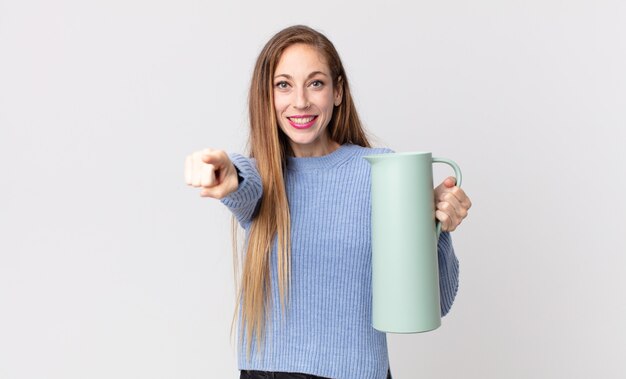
[220, 153, 263, 229]
[437, 231, 460, 317]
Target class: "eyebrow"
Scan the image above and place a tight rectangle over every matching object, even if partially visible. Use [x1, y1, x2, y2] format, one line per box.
[274, 71, 329, 80]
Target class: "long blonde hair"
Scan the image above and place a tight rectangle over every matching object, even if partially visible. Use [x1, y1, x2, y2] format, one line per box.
[231, 25, 372, 362]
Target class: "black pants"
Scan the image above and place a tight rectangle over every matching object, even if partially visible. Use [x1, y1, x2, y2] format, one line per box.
[240, 367, 392, 379]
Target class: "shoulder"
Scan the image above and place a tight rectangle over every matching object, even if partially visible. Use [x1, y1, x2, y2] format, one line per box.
[337, 144, 395, 171]
[346, 144, 395, 156]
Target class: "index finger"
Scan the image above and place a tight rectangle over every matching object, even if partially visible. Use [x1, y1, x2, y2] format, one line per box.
[201, 150, 222, 167]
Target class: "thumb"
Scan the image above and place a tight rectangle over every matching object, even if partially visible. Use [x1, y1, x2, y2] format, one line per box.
[445, 176, 457, 187]
[201, 150, 221, 166]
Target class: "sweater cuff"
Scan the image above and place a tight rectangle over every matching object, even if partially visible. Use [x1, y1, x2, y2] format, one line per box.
[220, 153, 263, 215]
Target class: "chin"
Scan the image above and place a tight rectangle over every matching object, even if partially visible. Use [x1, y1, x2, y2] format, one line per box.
[289, 138, 315, 146]
[283, 130, 319, 144]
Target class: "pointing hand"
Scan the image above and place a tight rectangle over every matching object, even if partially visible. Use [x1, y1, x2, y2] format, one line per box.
[185, 148, 239, 199]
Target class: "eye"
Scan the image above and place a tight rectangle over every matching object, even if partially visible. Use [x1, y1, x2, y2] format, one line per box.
[275, 81, 289, 90]
[310, 80, 324, 88]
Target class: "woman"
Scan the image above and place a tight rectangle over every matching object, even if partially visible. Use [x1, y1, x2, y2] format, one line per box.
[185, 25, 472, 379]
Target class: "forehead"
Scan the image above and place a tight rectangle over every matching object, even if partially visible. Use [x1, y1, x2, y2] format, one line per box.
[275, 43, 330, 75]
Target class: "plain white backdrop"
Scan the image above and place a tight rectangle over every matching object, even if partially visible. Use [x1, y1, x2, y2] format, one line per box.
[1, 0, 625, 378]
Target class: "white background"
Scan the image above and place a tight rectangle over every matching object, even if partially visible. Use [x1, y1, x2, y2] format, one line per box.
[1, 0, 625, 378]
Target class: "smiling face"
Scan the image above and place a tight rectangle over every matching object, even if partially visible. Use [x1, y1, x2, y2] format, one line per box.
[273, 43, 343, 157]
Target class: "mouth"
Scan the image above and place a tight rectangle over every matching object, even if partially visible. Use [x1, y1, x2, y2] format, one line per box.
[287, 115, 318, 129]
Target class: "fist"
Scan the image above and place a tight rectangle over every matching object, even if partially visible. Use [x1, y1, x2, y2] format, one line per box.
[434, 176, 472, 232]
[184, 148, 238, 199]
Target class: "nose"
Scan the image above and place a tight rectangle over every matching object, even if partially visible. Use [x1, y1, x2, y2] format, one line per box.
[293, 87, 310, 110]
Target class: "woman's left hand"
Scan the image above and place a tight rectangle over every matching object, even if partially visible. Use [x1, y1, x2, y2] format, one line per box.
[434, 176, 472, 232]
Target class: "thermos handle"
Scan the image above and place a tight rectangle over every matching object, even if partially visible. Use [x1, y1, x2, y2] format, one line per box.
[431, 157, 462, 239]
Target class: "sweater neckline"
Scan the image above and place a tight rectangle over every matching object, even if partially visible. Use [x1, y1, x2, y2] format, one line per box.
[286, 143, 358, 171]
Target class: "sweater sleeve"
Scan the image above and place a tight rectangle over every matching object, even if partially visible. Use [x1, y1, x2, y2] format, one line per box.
[220, 153, 263, 229]
[437, 231, 460, 317]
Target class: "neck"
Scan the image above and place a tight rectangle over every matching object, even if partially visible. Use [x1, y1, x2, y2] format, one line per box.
[291, 139, 340, 158]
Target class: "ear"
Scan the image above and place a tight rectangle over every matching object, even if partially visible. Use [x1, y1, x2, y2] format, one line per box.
[334, 76, 343, 107]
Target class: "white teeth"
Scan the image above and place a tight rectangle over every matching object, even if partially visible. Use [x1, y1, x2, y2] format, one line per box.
[290, 116, 315, 124]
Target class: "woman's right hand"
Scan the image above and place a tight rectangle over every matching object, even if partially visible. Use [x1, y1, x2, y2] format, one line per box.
[185, 148, 239, 199]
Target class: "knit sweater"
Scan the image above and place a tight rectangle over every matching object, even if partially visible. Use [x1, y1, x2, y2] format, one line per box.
[220, 143, 460, 379]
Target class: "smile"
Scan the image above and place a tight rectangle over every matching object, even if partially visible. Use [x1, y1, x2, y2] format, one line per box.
[287, 115, 318, 129]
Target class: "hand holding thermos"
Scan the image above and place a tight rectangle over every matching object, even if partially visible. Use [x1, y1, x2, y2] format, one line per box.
[434, 176, 472, 232]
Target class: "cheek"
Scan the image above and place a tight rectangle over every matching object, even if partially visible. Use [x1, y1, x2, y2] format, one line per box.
[273, 93, 289, 114]
[312, 92, 334, 113]
[322, 95, 336, 117]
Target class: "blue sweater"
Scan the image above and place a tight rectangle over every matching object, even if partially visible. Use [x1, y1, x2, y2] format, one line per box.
[221, 143, 460, 379]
